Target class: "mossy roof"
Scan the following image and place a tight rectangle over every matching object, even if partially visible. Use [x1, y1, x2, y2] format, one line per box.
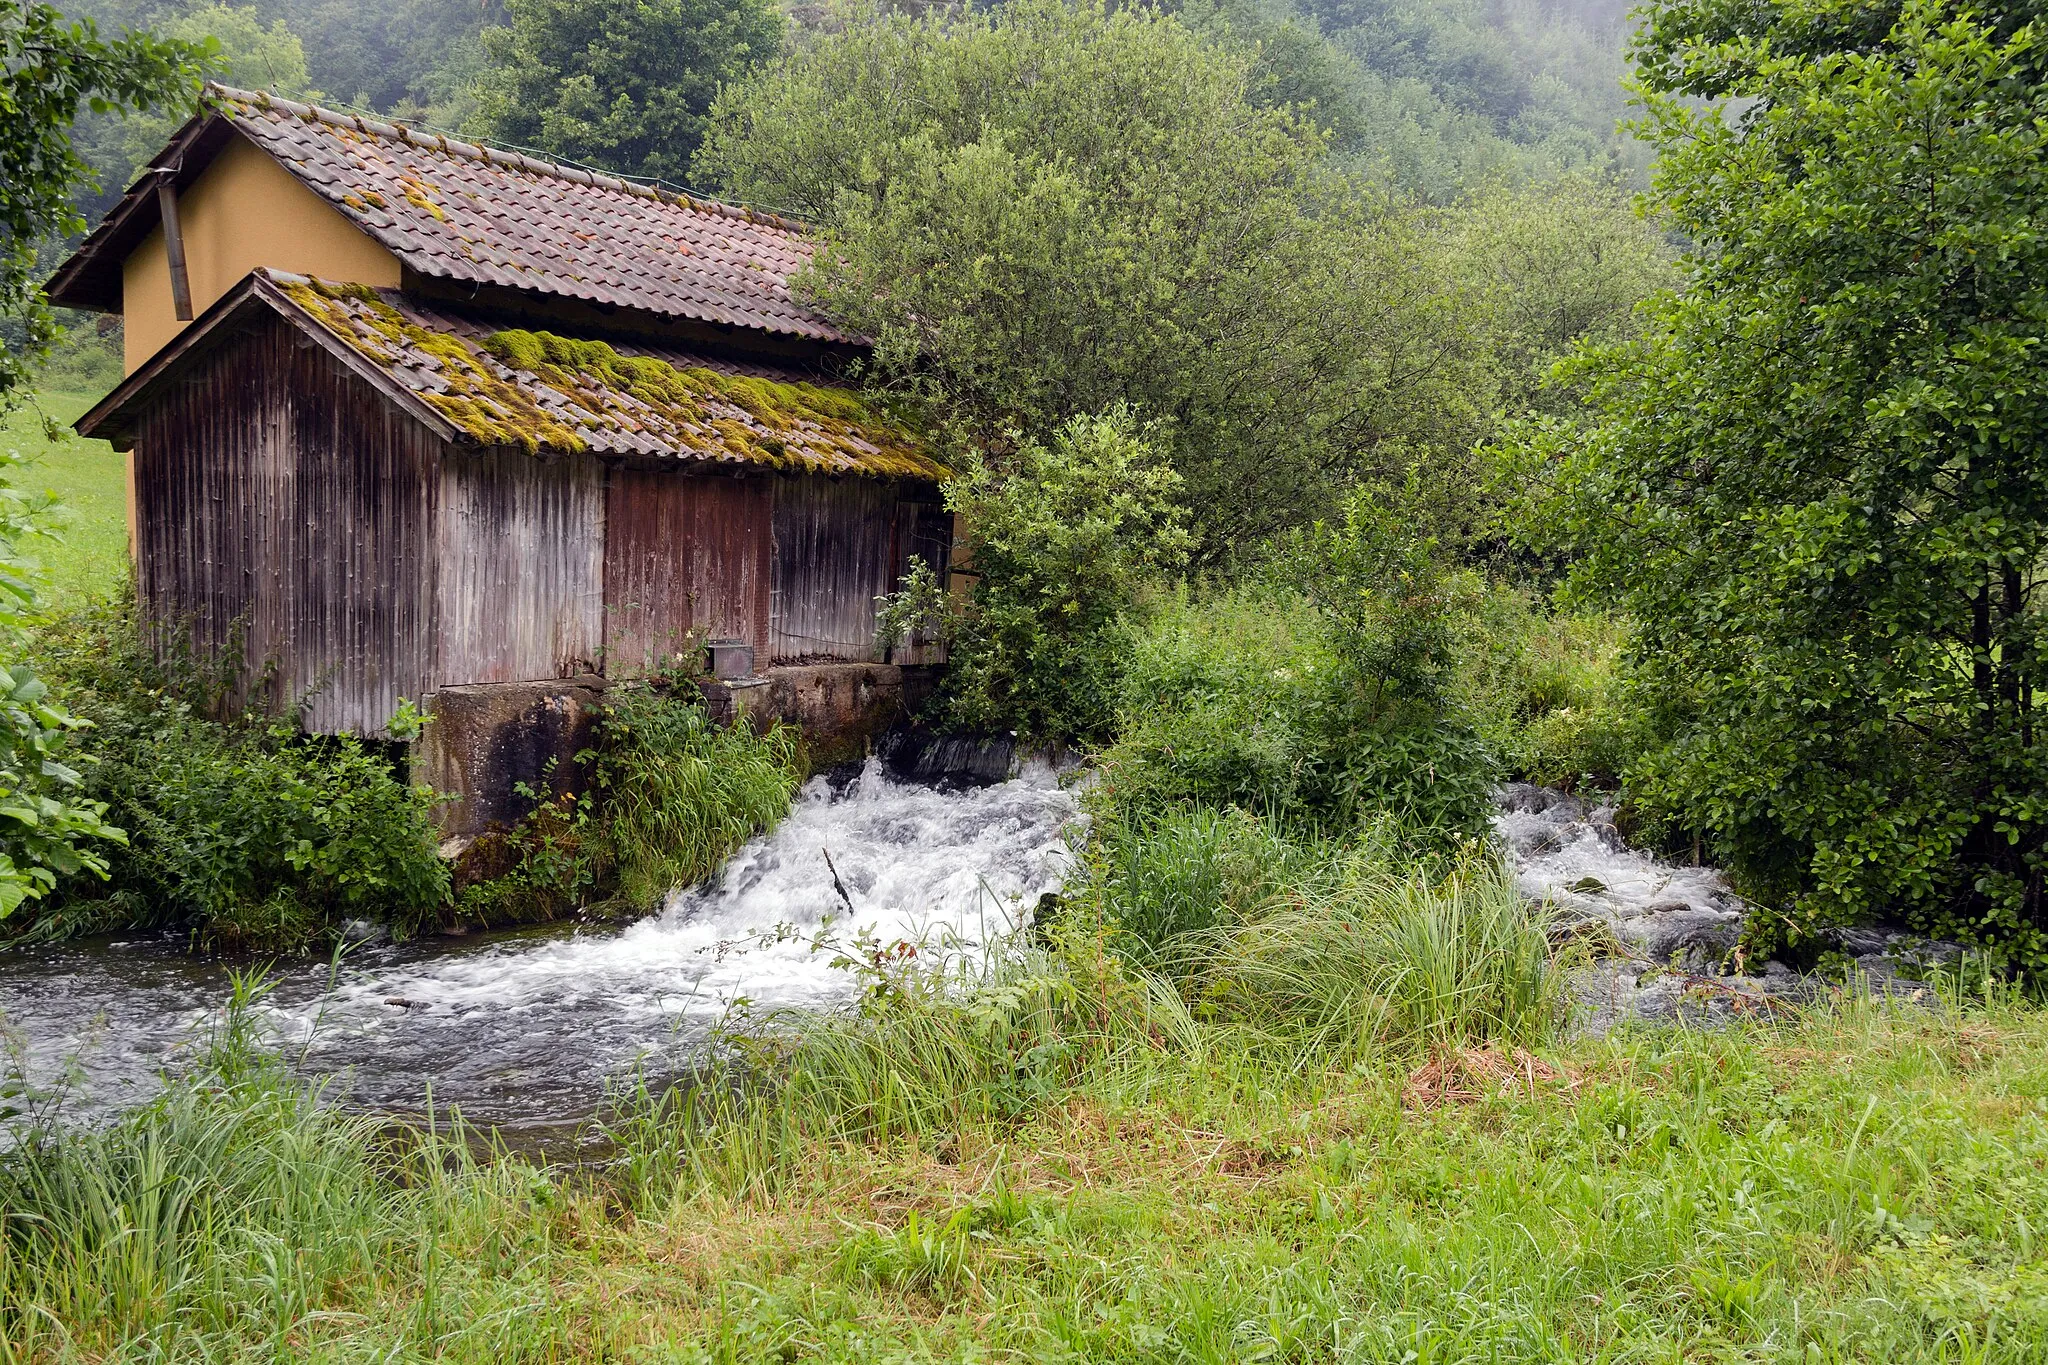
[265, 271, 946, 480]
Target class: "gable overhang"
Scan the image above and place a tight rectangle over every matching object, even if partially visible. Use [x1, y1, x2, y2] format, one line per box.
[43, 106, 243, 313]
[77, 271, 464, 450]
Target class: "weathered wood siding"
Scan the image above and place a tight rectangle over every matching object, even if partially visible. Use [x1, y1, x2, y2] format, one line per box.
[769, 476, 947, 664]
[604, 468, 771, 677]
[132, 311, 438, 734]
[436, 447, 604, 685]
[891, 497, 952, 666]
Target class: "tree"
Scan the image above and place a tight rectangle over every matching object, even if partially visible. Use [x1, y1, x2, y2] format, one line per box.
[938, 406, 1192, 745]
[1, 0, 203, 407]
[69, 4, 319, 224]
[1501, 0, 2048, 966]
[697, 0, 1491, 556]
[470, 0, 783, 184]
[1447, 173, 1674, 417]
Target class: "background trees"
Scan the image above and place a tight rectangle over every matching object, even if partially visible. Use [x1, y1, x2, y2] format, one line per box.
[470, 0, 782, 182]
[696, 0, 1496, 557]
[1501, 0, 2048, 965]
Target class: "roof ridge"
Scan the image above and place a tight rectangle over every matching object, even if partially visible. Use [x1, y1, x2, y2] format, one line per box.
[202, 82, 802, 234]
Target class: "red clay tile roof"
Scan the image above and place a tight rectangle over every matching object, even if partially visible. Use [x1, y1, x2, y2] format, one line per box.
[81, 270, 943, 480]
[48, 84, 852, 343]
[218, 87, 848, 341]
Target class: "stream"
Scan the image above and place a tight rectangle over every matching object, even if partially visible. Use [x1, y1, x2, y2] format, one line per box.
[0, 758, 1080, 1136]
[0, 766, 1954, 1134]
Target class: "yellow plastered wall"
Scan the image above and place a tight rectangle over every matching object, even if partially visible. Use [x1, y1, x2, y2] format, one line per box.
[121, 135, 402, 373]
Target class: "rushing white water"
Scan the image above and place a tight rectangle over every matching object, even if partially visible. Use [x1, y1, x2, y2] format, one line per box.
[0, 759, 1082, 1127]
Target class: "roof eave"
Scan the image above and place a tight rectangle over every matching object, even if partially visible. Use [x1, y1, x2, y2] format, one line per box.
[43, 105, 241, 313]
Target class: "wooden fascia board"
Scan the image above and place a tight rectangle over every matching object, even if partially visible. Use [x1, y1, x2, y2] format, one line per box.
[76, 272, 465, 450]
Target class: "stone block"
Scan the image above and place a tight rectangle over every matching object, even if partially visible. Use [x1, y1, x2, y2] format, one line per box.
[415, 676, 604, 840]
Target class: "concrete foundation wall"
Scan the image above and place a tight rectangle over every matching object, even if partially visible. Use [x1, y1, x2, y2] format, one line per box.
[421, 663, 941, 840]
[414, 676, 604, 842]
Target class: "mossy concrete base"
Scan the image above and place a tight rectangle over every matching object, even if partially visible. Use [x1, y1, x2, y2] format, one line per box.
[416, 677, 605, 842]
[422, 664, 944, 840]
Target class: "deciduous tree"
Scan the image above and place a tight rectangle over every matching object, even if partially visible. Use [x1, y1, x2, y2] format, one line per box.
[1503, 0, 2048, 966]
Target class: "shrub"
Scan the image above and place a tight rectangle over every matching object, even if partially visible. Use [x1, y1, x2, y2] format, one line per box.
[936, 406, 1191, 745]
[1459, 587, 1636, 790]
[1103, 575, 1494, 854]
[0, 450, 124, 923]
[586, 685, 803, 907]
[20, 593, 447, 951]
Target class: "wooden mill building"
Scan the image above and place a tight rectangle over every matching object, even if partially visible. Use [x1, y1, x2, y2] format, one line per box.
[45, 84, 950, 833]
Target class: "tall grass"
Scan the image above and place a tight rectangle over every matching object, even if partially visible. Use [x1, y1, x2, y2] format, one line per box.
[2, 976, 389, 1354]
[588, 686, 804, 906]
[1192, 855, 1558, 1061]
[4, 942, 2047, 1359]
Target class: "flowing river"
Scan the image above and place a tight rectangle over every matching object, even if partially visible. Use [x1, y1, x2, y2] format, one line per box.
[0, 758, 1081, 1136]
[0, 765, 1946, 1135]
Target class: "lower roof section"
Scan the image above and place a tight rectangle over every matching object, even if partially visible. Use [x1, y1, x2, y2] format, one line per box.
[80, 269, 947, 482]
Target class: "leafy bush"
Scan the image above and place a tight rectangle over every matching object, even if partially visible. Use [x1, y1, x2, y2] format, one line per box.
[0, 451, 124, 923]
[1103, 535, 1495, 856]
[20, 593, 447, 951]
[936, 407, 1191, 745]
[1459, 587, 1635, 790]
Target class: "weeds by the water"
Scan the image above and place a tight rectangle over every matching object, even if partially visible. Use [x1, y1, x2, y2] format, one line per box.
[5, 958, 2046, 1361]
[589, 686, 804, 908]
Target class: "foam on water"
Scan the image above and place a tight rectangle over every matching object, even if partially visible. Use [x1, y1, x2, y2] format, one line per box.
[0, 759, 1082, 1126]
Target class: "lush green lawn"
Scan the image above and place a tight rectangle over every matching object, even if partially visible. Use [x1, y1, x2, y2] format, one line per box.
[1, 386, 129, 604]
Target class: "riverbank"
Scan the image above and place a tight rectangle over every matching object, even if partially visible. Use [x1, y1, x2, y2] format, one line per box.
[4, 975, 2042, 1361]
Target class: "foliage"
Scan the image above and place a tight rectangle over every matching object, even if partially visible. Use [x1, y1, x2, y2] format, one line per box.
[470, 0, 783, 184]
[0, 0, 204, 409]
[1077, 803, 1315, 966]
[1448, 173, 1676, 416]
[65, 2, 318, 224]
[1101, 567, 1494, 855]
[586, 685, 803, 907]
[1458, 586, 1635, 790]
[454, 686, 802, 925]
[697, 0, 1493, 555]
[1190, 852, 1558, 1057]
[1197, 0, 1651, 201]
[0, 449, 123, 921]
[1500, 0, 2048, 969]
[938, 407, 1191, 745]
[20, 591, 447, 950]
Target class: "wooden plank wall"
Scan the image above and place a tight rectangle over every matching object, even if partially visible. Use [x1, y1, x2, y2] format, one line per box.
[133, 311, 439, 734]
[437, 447, 605, 686]
[604, 468, 771, 677]
[769, 475, 899, 663]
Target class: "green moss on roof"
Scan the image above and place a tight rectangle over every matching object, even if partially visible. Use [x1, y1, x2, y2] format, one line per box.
[275, 278, 944, 478]
[278, 278, 584, 452]
[476, 328, 946, 479]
